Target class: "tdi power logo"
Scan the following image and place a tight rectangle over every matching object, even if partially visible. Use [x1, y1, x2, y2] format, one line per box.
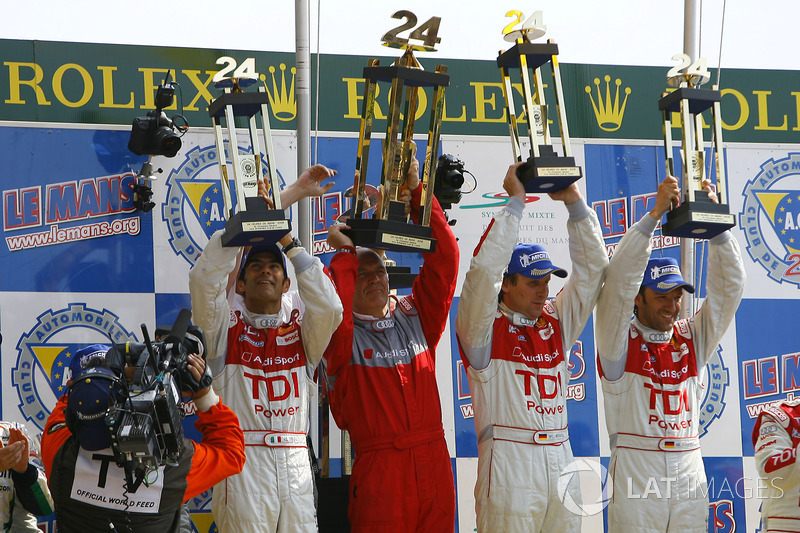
[741, 153, 800, 286]
[12, 303, 136, 430]
[163, 143, 284, 265]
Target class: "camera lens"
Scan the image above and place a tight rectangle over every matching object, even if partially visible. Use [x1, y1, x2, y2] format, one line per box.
[442, 169, 464, 188]
[153, 126, 182, 157]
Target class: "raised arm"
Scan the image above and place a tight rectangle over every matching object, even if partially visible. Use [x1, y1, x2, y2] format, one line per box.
[550, 181, 609, 349]
[408, 158, 460, 351]
[189, 230, 238, 376]
[320, 224, 358, 430]
[456, 164, 525, 370]
[689, 180, 746, 365]
[289, 236, 343, 368]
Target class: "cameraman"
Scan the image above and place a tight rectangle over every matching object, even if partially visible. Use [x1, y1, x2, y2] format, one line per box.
[40, 345, 245, 533]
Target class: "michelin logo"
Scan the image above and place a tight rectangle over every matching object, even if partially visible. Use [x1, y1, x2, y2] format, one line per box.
[740, 153, 800, 286]
[519, 251, 548, 268]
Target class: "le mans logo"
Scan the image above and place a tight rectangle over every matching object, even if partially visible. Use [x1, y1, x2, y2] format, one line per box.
[741, 152, 800, 287]
[163, 142, 285, 266]
[12, 303, 135, 431]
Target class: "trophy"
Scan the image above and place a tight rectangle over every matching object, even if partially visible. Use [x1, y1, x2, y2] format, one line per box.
[497, 10, 582, 192]
[659, 54, 735, 238]
[208, 57, 290, 247]
[345, 10, 449, 253]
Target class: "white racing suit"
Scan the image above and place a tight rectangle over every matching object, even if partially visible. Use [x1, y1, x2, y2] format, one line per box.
[595, 215, 745, 533]
[189, 230, 342, 533]
[752, 399, 800, 532]
[456, 197, 607, 532]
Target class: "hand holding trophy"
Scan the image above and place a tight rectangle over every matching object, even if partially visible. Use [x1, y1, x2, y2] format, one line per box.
[208, 56, 290, 247]
[496, 10, 582, 192]
[344, 10, 449, 253]
[658, 54, 735, 238]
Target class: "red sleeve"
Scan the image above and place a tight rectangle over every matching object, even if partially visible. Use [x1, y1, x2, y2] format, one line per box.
[183, 400, 246, 502]
[408, 186, 459, 353]
[41, 396, 71, 478]
[320, 251, 358, 431]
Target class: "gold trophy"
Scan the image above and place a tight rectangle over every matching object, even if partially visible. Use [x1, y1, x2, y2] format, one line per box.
[208, 57, 290, 247]
[345, 10, 449, 253]
[497, 10, 582, 192]
[659, 54, 735, 238]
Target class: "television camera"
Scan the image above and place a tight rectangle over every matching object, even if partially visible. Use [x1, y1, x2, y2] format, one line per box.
[102, 308, 211, 481]
[127, 71, 188, 211]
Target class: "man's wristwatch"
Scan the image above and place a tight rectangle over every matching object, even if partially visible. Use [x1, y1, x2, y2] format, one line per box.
[282, 237, 302, 255]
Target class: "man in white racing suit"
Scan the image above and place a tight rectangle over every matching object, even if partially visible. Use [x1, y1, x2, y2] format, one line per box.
[752, 398, 800, 532]
[456, 164, 608, 532]
[189, 165, 343, 533]
[595, 176, 745, 533]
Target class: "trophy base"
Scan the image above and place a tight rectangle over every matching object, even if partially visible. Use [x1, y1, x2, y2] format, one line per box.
[516, 148, 583, 193]
[387, 265, 417, 289]
[344, 218, 436, 254]
[496, 42, 560, 70]
[658, 87, 721, 114]
[662, 198, 735, 239]
[221, 209, 291, 247]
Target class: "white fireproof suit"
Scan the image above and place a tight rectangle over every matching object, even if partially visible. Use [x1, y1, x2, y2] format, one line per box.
[190, 230, 342, 533]
[456, 196, 607, 532]
[596, 215, 745, 533]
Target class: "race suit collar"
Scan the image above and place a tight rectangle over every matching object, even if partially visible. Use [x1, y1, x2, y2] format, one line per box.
[242, 306, 284, 330]
[498, 302, 542, 328]
[632, 316, 673, 344]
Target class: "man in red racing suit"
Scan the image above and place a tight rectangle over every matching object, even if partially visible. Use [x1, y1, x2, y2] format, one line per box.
[322, 156, 458, 532]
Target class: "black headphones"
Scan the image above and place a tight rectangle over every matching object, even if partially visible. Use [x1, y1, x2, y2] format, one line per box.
[65, 366, 126, 434]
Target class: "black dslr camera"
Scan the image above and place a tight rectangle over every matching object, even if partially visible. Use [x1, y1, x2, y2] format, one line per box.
[127, 72, 185, 158]
[434, 154, 466, 210]
[103, 309, 211, 475]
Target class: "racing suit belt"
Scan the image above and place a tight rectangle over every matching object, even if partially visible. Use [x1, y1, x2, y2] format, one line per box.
[352, 426, 444, 452]
[615, 433, 700, 452]
[487, 425, 569, 445]
[243, 430, 308, 447]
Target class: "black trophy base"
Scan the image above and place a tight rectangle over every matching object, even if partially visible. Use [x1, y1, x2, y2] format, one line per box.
[221, 208, 291, 247]
[387, 265, 417, 289]
[662, 194, 735, 239]
[516, 146, 583, 193]
[344, 218, 436, 254]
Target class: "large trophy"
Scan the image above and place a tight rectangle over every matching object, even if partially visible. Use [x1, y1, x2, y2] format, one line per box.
[208, 57, 290, 247]
[659, 54, 735, 238]
[497, 10, 581, 192]
[345, 10, 449, 253]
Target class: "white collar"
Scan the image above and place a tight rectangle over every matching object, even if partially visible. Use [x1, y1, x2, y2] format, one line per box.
[632, 316, 673, 344]
[498, 302, 540, 328]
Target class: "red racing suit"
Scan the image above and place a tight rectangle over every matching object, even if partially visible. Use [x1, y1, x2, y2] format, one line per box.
[41, 390, 245, 533]
[595, 215, 745, 533]
[752, 399, 800, 532]
[189, 230, 342, 533]
[322, 187, 458, 533]
[455, 196, 607, 532]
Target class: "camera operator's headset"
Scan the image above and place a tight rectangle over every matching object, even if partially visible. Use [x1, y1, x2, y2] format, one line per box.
[64, 366, 126, 436]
